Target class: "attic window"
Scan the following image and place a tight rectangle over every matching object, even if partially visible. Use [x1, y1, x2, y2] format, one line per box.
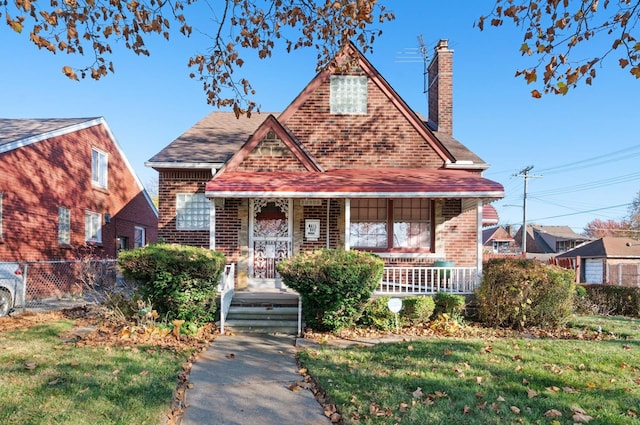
[330, 75, 367, 114]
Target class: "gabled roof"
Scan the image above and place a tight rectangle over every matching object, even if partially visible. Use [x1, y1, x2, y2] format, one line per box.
[148, 43, 489, 171]
[0, 117, 158, 217]
[528, 225, 587, 241]
[146, 112, 275, 169]
[0, 117, 101, 153]
[556, 236, 640, 259]
[278, 41, 485, 169]
[205, 168, 504, 198]
[482, 226, 514, 245]
[222, 114, 323, 172]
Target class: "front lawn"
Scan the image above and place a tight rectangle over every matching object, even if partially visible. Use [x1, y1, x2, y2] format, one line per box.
[299, 315, 640, 425]
[0, 318, 193, 425]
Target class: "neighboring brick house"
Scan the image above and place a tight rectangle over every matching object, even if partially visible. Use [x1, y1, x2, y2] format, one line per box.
[514, 224, 590, 256]
[0, 117, 158, 262]
[147, 40, 504, 293]
[482, 225, 518, 255]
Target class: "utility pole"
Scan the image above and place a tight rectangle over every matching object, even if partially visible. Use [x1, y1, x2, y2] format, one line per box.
[514, 166, 542, 257]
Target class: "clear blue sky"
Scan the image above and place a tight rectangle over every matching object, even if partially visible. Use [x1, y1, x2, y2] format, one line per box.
[2, 1, 639, 234]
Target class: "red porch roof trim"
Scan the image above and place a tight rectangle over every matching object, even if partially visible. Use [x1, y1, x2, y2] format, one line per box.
[277, 42, 455, 163]
[205, 168, 504, 199]
[222, 114, 323, 173]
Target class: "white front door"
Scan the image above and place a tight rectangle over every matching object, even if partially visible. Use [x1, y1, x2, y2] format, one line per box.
[248, 198, 292, 290]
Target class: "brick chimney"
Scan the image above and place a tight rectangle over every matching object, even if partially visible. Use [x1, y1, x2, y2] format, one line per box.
[427, 39, 453, 135]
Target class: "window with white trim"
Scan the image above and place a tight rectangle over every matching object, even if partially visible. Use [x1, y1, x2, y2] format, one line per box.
[91, 148, 108, 189]
[176, 193, 210, 230]
[134, 226, 145, 248]
[58, 207, 71, 245]
[85, 211, 102, 243]
[330, 75, 368, 114]
[350, 199, 432, 250]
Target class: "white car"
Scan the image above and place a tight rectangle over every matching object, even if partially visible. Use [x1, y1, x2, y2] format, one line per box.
[0, 263, 24, 317]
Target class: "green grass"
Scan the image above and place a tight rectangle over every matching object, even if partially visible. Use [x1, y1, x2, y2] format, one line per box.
[0, 320, 190, 425]
[299, 315, 640, 425]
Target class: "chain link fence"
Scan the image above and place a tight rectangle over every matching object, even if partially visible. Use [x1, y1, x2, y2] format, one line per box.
[1, 259, 119, 313]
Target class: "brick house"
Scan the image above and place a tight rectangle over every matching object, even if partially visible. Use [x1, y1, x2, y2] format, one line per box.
[514, 224, 590, 256]
[0, 117, 158, 262]
[147, 40, 504, 294]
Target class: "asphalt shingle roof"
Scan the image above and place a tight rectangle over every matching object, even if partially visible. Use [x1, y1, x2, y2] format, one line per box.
[556, 236, 640, 258]
[147, 112, 274, 165]
[0, 118, 98, 148]
[147, 112, 488, 168]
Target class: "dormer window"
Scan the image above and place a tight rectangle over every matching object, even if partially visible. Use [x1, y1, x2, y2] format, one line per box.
[330, 75, 367, 114]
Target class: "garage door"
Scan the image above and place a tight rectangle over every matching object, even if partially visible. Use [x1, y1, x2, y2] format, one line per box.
[584, 259, 604, 284]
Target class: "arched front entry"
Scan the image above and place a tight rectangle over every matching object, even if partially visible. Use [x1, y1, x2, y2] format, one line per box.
[248, 198, 292, 290]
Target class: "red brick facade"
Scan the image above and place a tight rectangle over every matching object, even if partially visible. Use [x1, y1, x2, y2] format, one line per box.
[0, 120, 157, 262]
[151, 41, 503, 289]
[157, 170, 210, 247]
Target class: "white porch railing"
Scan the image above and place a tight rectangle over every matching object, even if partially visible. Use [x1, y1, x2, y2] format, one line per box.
[218, 264, 235, 334]
[376, 266, 479, 295]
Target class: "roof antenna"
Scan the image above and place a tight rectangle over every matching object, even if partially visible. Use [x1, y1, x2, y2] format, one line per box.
[393, 35, 429, 101]
[418, 35, 429, 95]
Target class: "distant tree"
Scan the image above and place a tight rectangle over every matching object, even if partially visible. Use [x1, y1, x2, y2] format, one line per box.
[583, 217, 630, 238]
[144, 177, 159, 207]
[477, 0, 640, 98]
[627, 189, 640, 231]
[2, 0, 394, 115]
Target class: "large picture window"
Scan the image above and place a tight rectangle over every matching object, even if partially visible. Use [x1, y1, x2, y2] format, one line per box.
[350, 199, 432, 251]
[91, 148, 108, 189]
[176, 193, 210, 230]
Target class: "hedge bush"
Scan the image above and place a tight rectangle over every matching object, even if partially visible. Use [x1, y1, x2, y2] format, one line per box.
[476, 258, 575, 329]
[359, 296, 398, 331]
[276, 249, 384, 332]
[357, 296, 436, 330]
[434, 292, 466, 316]
[117, 243, 226, 323]
[402, 296, 435, 325]
[581, 284, 640, 317]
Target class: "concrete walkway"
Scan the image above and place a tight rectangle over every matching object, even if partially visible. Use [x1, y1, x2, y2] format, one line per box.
[180, 334, 331, 425]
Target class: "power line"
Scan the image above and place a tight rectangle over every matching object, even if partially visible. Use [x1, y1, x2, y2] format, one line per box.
[529, 202, 632, 222]
[535, 143, 640, 175]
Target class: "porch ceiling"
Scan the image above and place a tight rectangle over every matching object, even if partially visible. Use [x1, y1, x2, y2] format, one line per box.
[205, 168, 504, 199]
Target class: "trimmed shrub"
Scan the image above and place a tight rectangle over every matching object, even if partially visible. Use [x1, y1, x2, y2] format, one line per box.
[476, 258, 575, 329]
[117, 243, 226, 323]
[276, 249, 384, 332]
[402, 296, 435, 325]
[359, 296, 398, 331]
[358, 296, 435, 330]
[434, 292, 465, 316]
[582, 284, 640, 317]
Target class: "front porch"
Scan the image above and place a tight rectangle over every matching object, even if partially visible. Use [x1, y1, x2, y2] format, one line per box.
[217, 263, 479, 335]
[377, 265, 479, 295]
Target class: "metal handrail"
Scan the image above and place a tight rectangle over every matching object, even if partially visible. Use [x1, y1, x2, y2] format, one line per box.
[218, 264, 235, 334]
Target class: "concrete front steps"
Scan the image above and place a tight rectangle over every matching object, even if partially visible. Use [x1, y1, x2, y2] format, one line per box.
[223, 292, 301, 335]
